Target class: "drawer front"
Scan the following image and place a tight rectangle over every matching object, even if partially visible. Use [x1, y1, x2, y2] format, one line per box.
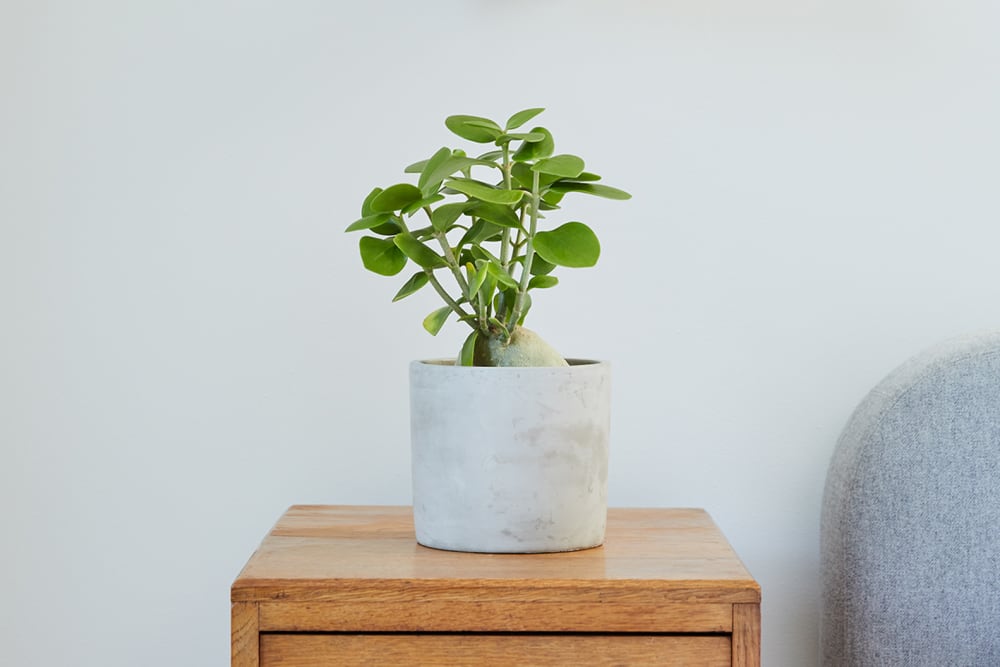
[261, 633, 731, 666]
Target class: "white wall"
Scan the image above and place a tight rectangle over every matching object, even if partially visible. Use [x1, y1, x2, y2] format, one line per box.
[3, 1, 999, 664]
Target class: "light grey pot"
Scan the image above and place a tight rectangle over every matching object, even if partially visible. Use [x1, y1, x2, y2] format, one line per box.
[409, 359, 610, 553]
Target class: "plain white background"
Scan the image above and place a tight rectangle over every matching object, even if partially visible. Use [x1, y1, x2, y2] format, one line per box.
[3, 1, 999, 664]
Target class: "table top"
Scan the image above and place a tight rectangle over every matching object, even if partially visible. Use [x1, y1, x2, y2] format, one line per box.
[232, 505, 759, 605]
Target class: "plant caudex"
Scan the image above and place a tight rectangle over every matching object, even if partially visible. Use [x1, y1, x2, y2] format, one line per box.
[346, 108, 631, 367]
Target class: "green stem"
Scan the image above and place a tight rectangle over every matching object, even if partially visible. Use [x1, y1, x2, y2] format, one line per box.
[508, 169, 540, 330]
[423, 206, 470, 297]
[476, 287, 488, 332]
[399, 212, 473, 328]
[513, 207, 526, 252]
[499, 145, 513, 268]
[426, 271, 475, 328]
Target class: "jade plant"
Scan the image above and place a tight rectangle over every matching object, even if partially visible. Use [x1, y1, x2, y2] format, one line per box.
[346, 108, 630, 367]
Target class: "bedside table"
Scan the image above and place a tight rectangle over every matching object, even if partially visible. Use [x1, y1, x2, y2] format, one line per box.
[232, 506, 760, 666]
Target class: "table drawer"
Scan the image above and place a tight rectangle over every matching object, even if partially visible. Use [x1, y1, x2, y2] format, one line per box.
[260, 633, 732, 666]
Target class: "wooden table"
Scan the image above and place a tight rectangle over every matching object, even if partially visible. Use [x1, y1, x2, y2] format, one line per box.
[232, 506, 760, 666]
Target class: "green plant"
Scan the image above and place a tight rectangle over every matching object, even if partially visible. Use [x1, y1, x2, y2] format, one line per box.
[346, 108, 630, 367]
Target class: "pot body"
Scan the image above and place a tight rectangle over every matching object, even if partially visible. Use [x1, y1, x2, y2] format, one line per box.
[410, 359, 610, 553]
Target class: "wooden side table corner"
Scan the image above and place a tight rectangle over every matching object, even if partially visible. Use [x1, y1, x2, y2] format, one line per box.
[232, 506, 760, 666]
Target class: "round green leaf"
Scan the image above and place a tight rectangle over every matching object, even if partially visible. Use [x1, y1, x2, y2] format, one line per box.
[459, 219, 503, 247]
[512, 127, 554, 162]
[417, 147, 452, 191]
[458, 330, 479, 366]
[528, 275, 559, 290]
[361, 187, 383, 216]
[465, 119, 503, 130]
[478, 265, 498, 303]
[531, 154, 585, 179]
[359, 236, 407, 276]
[505, 107, 545, 131]
[541, 190, 566, 206]
[445, 115, 502, 143]
[510, 162, 533, 189]
[548, 182, 632, 200]
[404, 159, 428, 174]
[507, 131, 546, 142]
[393, 233, 445, 269]
[467, 261, 489, 297]
[511, 162, 561, 189]
[392, 271, 430, 302]
[532, 221, 601, 268]
[445, 178, 525, 205]
[471, 201, 520, 228]
[529, 255, 556, 276]
[401, 194, 445, 216]
[369, 220, 402, 236]
[420, 154, 498, 195]
[371, 183, 423, 213]
[345, 213, 392, 233]
[431, 202, 468, 232]
[469, 244, 501, 264]
[422, 306, 452, 336]
[486, 261, 519, 289]
[515, 291, 532, 325]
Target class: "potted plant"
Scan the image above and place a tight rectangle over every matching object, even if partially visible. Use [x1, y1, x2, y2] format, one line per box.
[346, 108, 630, 553]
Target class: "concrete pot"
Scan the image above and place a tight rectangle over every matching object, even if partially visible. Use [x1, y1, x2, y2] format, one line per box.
[409, 359, 610, 553]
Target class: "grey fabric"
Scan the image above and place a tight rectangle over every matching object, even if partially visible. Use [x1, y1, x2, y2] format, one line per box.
[821, 331, 1000, 666]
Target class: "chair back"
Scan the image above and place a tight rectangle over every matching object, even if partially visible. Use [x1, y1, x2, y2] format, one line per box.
[821, 332, 1000, 665]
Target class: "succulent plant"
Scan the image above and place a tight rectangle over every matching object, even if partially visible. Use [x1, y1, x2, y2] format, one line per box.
[346, 108, 630, 367]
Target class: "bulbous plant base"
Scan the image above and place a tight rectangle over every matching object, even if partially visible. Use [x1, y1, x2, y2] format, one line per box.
[409, 359, 610, 553]
[473, 327, 568, 368]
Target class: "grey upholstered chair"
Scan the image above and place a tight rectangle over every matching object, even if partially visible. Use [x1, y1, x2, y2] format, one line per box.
[821, 331, 1000, 666]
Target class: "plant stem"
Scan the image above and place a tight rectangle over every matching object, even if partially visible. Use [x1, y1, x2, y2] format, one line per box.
[475, 288, 488, 331]
[499, 144, 513, 268]
[513, 207, 526, 251]
[423, 206, 470, 298]
[399, 212, 473, 328]
[426, 271, 475, 328]
[508, 169, 540, 330]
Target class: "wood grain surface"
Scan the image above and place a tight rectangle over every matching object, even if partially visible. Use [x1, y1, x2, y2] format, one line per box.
[232, 506, 761, 666]
[259, 633, 732, 667]
[231, 602, 258, 667]
[257, 600, 735, 633]
[232, 506, 760, 607]
[732, 602, 762, 667]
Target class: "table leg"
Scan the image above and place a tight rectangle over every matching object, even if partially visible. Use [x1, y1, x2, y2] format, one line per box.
[732, 602, 761, 667]
[232, 602, 259, 667]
